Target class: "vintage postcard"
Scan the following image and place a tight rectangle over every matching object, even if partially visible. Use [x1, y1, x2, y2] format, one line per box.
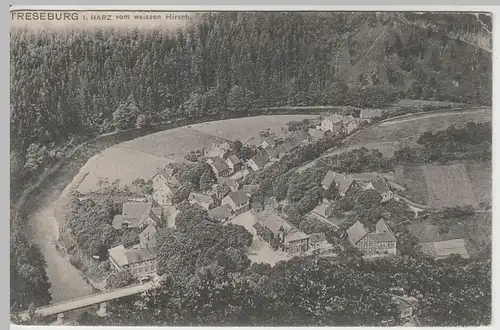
[10, 6, 492, 327]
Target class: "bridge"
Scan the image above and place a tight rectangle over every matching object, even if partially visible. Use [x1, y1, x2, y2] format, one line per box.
[18, 281, 154, 324]
[393, 13, 492, 53]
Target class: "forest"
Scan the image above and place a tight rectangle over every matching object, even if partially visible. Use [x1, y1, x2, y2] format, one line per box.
[10, 12, 492, 192]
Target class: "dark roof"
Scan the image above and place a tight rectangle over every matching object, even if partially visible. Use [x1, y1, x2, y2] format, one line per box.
[251, 153, 268, 167]
[139, 224, 158, 248]
[371, 177, 391, 194]
[212, 159, 229, 173]
[126, 248, 157, 264]
[264, 147, 278, 159]
[369, 219, 397, 242]
[227, 191, 250, 205]
[208, 204, 233, 220]
[274, 145, 287, 157]
[251, 202, 263, 210]
[121, 202, 158, 227]
[262, 137, 275, 146]
[321, 171, 355, 195]
[189, 192, 214, 205]
[309, 232, 327, 244]
[293, 130, 309, 142]
[308, 128, 325, 139]
[346, 221, 368, 245]
[227, 155, 241, 165]
[242, 184, 259, 195]
[282, 137, 300, 151]
[259, 214, 294, 236]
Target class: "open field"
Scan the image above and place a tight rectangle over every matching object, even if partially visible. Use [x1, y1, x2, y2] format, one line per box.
[466, 161, 492, 206]
[297, 108, 491, 172]
[407, 211, 491, 259]
[190, 114, 318, 145]
[423, 163, 477, 208]
[74, 115, 315, 193]
[393, 165, 428, 205]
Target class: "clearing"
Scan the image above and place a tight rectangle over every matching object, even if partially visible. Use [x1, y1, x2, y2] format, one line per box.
[423, 163, 477, 208]
[74, 115, 317, 193]
[393, 165, 428, 205]
[227, 211, 291, 266]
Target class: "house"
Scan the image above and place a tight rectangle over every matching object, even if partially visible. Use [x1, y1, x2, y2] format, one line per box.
[359, 109, 385, 122]
[213, 182, 231, 200]
[321, 171, 359, 197]
[222, 191, 250, 215]
[293, 130, 309, 144]
[346, 219, 397, 257]
[242, 184, 259, 197]
[218, 177, 240, 192]
[311, 202, 339, 228]
[209, 159, 231, 178]
[208, 204, 233, 223]
[139, 224, 158, 250]
[263, 147, 279, 161]
[152, 175, 180, 206]
[274, 145, 287, 159]
[420, 239, 470, 260]
[364, 177, 394, 203]
[257, 214, 309, 255]
[247, 153, 268, 171]
[108, 244, 157, 277]
[345, 120, 358, 134]
[204, 142, 230, 159]
[251, 202, 263, 213]
[308, 128, 326, 141]
[309, 232, 327, 246]
[282, 137, 300, 152]
[320, 114, 344, 133]
[112, 202, 160, 230]
[188, 192, 214, 210]
[392, 295, 419, 320]
[260, 137, 275, 149]
[225, 155, 242, 173]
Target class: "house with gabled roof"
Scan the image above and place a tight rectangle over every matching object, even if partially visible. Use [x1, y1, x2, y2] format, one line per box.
[222, 191, 250, 215]
[151, 168, 181, 206]
[204, 141, 230, 159]
[108, 244, 157, 277]
[321, 170, 359, 197]
[139, 224, 158, 250]
[208, 204, 233, 223]
[257, 214, 309, 255]
[209, 159, 231, 178]
[260, 137, 276, 149]
[392, 295, 419, 321]
[242, 184, 259, 197]
[225, 155, 242, 173]
[420, 239, 470, 260]
[247, 153, 268, 171]
[112, 202, 159, 230]
[282, 137, 300, 152]
[293, 130, 310, 144]
[311, 202, 340, 228]
[346, 219, 397, 257]
[364, 177, 394, 202]
[188, 192, 214, 210]
[263, 147, 279, 161]
[320, 114, 344, 133]
[218, 177, 240, 192]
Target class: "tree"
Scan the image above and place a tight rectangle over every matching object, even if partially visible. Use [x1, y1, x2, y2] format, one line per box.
[106, 270, 135, 289]
[199, 171, 214, 191]
[355, 189, 382, 209]
[112, 94, 139, 130]
[135, 113, 151, 129]
[23, 143, 48, 174]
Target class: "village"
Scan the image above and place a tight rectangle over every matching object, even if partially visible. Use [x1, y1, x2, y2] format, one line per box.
[102, 107, 470, 313]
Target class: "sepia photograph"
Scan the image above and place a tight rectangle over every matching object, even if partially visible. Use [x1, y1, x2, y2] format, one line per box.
[9, 7, 492, 327]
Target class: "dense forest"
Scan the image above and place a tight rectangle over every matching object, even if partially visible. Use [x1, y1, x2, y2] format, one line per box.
[10, 12, 491, 189]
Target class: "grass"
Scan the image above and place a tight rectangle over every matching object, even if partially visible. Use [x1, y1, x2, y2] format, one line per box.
[393, 165, 428, 205]
[74, 115, 318, 193]
[423, 163, 477, 208]
[465, 161, 492, 206]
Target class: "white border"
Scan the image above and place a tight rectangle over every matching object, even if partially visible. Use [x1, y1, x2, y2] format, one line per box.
[7, 4, 499, 330]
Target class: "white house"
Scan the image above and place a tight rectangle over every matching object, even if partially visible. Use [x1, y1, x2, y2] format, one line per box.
[320, 114, 344, 133]
[222, 191, 250, 215]
[364, 177, 394, 203]
[188, 192, 214, 210]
